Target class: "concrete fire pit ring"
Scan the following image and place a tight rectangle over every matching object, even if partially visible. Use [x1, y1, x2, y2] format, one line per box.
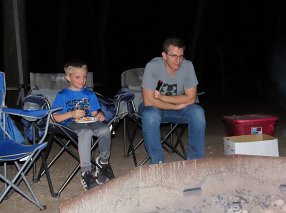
[60, 155, 286, 213]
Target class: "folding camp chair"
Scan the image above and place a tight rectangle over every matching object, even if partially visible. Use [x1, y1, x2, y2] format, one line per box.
[27, 73, 131, 197]
[0, 71, 61, 210]
[33, 92, 136, 197]
[35, 114, 114, 197]
[121, 68, 204, 166]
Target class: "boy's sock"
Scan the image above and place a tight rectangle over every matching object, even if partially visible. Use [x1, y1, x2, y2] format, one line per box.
[99, 157, 108, 164]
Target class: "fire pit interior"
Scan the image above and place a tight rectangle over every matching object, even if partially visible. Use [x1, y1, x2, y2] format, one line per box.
[60, 156, 286, 213]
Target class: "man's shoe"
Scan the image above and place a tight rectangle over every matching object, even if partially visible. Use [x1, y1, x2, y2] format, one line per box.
[95, 157, 112, 184]
[81, 171, 97, 191]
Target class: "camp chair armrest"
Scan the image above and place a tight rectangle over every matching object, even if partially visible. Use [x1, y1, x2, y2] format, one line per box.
[2, 107, 62, 120]
[197, 91, 205, 96]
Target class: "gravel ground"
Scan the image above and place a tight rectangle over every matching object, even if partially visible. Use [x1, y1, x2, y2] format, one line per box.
[1, 99, 286, 213]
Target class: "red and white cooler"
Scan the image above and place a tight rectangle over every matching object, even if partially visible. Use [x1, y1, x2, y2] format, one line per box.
[223, 114, 279, 136]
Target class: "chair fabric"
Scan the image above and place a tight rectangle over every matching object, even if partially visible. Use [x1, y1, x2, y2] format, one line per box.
[120, 68, 188, 166]
[30, 72, 94, 90]
[121, 68, 144, 112]
[0, 72, 26, 144]
[29, 72, 94, 105]
[0, 70, 61, 210]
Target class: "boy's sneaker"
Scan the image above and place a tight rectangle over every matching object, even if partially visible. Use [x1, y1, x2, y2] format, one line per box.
[81, 171, 97, 191]
[95, 157, 112, 184]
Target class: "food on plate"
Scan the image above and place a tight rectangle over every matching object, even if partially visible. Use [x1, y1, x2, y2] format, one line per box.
[75, 117, 96, 123]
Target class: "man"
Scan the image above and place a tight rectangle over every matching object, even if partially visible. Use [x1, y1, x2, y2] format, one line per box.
[139, 37, 206, 164]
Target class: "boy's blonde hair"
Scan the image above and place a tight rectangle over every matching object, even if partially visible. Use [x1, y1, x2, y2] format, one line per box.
[64, 59, 88, 76]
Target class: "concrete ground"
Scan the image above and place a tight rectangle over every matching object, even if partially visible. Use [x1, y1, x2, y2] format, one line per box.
[1, 99, 286, 213]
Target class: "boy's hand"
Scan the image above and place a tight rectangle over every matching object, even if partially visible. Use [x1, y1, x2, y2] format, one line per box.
[95, 112, 105, 122]
[72, 109, 86, 119]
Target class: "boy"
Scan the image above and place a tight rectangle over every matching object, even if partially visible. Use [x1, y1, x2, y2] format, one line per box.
[52, 59, 112, 190]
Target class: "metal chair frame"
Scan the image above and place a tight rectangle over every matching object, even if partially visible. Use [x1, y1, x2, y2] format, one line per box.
[26, 95, 115, 197]
[123, 102, 187, 166]
[0, 71, 61, 209]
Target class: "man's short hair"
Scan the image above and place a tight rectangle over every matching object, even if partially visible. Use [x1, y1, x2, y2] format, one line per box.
[64, 59, 88, 75]
[162, 37, 186, 53]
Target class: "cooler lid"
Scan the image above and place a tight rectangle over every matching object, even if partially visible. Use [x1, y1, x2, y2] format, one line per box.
[223, 114, 279, 123]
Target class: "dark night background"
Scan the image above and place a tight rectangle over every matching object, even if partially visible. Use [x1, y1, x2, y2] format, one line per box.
[2, 0, 286, 105]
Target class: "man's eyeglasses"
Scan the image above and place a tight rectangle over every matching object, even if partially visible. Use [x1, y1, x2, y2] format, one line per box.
[165, 53, 184, 61]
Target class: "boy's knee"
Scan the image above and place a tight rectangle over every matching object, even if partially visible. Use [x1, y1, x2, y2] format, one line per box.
[97, 126, 111, 137]
[77, 129, 93, 137]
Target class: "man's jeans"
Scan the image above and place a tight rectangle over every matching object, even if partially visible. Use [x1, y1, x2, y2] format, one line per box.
[139, 103, 206, 164]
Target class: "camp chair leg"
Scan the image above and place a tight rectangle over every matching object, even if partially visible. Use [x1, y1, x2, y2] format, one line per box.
[134, 124, 187, 166]
[160, 124, 187, 160]
[126, 125, 139, 166]
[35, 132, 60, 197]
[161, 124, 187, 158]
[124, 116, 146, 166]
[56, 164, 80, 197]
[0, 154, 46, 210]
[0, 173, 46, 210]
[36, 130, 55, 181]
[123, 117, 128, 157]
[40, 153, 57, 197]
[173, 126, 187, 157]
[6, 151, 39, 198]
[123, 117, 138, 158]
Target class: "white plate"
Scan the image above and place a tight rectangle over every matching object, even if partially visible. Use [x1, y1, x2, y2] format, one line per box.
[75, 117, 97, 123]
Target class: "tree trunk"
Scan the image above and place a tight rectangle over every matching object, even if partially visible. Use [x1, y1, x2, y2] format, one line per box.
[3, 0, 28, 104]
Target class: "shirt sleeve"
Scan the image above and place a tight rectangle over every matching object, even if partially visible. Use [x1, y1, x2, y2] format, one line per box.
[52, 93, 65, 114]
[142, 58, 161, 90]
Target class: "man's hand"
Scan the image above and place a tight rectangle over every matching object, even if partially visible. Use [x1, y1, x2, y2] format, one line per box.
[154, 90, 161, 99]
[175, 103, 189, 110]
[143, 87, 197, 110]
[154, 91, 190, 109]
